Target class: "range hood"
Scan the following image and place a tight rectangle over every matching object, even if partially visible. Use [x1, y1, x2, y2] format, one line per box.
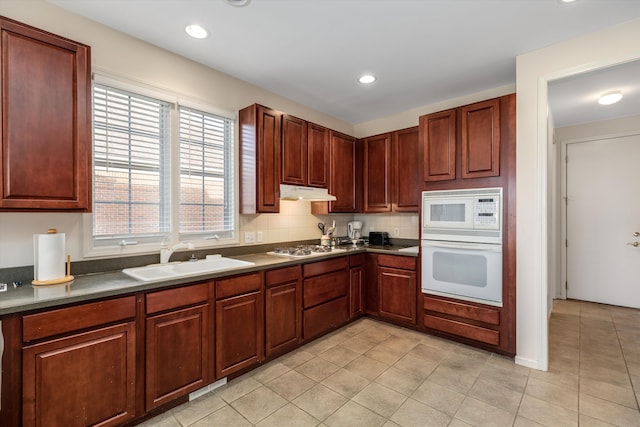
[280, 184, 336, 202]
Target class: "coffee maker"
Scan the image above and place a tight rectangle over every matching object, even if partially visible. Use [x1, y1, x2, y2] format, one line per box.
[347, 221, 363, 243]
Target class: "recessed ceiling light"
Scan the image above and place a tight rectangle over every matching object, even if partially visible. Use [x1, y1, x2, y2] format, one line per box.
[226, 0, 251, 6]
[185, 24, 208, 39]
[558, 0, 578, 3]
[598, 91, 623, 105]
[359, 74, 376, 84]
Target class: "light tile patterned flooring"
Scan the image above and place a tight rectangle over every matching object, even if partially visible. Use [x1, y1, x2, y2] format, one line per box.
[141, 300, 640, 426]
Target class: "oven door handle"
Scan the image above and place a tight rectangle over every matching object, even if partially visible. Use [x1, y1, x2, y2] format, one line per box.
[421, 240, 502, 252]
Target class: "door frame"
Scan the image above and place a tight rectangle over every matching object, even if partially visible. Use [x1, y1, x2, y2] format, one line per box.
[560, 130, 640, 301]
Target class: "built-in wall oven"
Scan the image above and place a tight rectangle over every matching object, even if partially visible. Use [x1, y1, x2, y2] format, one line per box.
[421, 187, 503, 307]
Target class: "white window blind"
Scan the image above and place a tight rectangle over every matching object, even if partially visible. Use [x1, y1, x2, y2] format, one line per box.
[179, 106, 234, 237]
[92, 84, 171, 239]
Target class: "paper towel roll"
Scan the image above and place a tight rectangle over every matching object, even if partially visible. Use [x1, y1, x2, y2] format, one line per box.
[34, 233, 66, 281]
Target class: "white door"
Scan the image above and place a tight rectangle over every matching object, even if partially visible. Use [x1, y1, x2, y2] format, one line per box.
[566, 134, 640, 308]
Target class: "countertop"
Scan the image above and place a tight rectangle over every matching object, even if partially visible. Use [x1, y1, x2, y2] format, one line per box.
[0, 244, 418, 316]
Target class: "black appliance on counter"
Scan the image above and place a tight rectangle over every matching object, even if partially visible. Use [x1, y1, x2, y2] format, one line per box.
[369, 231, 390, 246]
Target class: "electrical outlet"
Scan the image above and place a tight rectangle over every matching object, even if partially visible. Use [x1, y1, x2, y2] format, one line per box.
[244, 231, 255, 243]
[256, 231, 263, 242]
[394, 228, 400, 237]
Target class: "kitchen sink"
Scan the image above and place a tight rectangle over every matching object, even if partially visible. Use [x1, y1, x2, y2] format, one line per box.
[123, 255, 255, 282]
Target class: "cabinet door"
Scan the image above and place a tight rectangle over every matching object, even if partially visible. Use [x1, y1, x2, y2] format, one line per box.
[461, 98, 500, 178]
[282, 115, 307, 186]
[329, 131, 358, 212]
[420, 109, 456, 182]
[0, 17, 91, 210]
[307, 123, 329, 188]
[349, 266, 364, 319]
[239, 104, 281, 213]
[146, 304, 209, 410]
[265, 281, 301, 357]
[379, 266, 417, 325]
[393, 127, 420, 212]
[215, 291, 264, 378]
[363, 133, 392, 213]
[22, 322, 136, 427]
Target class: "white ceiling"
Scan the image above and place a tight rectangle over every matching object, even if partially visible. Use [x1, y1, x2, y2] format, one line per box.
[49, 0, 640, 125]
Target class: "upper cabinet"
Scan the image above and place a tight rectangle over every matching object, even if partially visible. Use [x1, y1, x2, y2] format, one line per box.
[420, 109, 457, 182]
[361, 127, 420, 213]
[306, 123, 330, 188]
[239, 104, 281, 214]
[392, 127, 420, 212]
[0, 17, 91, 211]
[282, 116, 330, 188]
[460, 98, 500, 179]
[281, 114, 307, 186]
[328, 131, 360, 213]
[363, 133, 391, 213]
[419, 96, 502, 182]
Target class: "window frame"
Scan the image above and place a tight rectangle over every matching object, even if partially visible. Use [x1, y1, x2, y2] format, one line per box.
[83, 74, 239, 258]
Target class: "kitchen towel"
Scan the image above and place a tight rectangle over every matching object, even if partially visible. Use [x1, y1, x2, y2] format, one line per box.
[34, 232, 66, 281]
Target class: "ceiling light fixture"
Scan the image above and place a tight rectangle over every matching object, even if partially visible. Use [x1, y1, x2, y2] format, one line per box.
[598, 91, 623, 105]
[185, 24, 208, 39]
[558, 0, 578, 3]
[226, 0, 251, 7]
[359, 74, 376, 84]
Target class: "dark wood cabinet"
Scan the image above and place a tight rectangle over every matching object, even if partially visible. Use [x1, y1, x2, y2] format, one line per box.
[420, 109, 457, 182]
[363, 133, 392, 212]
[145, 283, 211, 410]
[377, 255, 417, 325]
[307, 123, 330, 187]
[265, 266, 302, 357]
[239, 104, 281, 213]
[302, 257, 350, 340]
[328, 131, 359, 212]
[392, 127, 420, 212]
[461, 98, 500, 179]
[419, 96, 503, 183]
[0, 17, 91, 211]
[281, 115, 307, 186]
[21, 297, 136, 427]
[349, 254, 365, 319]
[215, 273, 264, 378]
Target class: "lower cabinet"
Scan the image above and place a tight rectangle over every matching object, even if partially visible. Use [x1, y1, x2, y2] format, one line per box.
[370, 254, 418, 326]
[145, 282, 211, 410]
[423, 295, 501, 347]
[265, 265, 302, 357]
[302, 257, 349, 340]
[349, 254, 365, 319]
[21, 297, 137, 427]
[215, 272, 264, 378]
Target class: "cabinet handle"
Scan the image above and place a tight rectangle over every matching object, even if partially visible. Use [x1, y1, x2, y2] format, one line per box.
[627, 242, 639, 247]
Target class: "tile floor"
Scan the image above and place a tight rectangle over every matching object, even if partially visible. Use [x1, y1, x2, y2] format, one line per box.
[140, 300, 640, 426]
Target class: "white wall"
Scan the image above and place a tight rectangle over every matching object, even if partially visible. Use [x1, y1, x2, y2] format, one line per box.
[515, 18, 640, 370]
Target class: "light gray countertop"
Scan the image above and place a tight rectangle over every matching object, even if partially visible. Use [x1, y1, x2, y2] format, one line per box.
[0, 244, 417, 316]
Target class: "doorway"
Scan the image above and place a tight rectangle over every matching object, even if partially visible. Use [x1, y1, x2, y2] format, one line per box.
[564, 132, 640, 308]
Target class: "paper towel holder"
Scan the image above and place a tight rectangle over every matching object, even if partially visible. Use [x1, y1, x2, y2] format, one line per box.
[32, 230, 75, 286]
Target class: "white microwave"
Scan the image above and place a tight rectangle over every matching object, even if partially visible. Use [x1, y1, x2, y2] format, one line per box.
[422, 187, 502, 244]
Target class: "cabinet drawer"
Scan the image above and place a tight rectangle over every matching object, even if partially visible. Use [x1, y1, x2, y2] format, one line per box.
[349, 253, 365, 267]
[216, 272, 262, 299]
[265, 265, 301, 287]
[424, 314, 499, 346]
[423, 296, 499, 325]
[303, 296, 348, 340]
[146, 282, 209, 315]
[303, 270, 349, 308]
[303, 257, 348, 278]
[378, 254, 415, 270]
[23, 296, 136, 342]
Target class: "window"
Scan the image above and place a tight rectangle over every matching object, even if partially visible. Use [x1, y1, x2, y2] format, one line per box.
[87, 79, 236, 255]
[179, 107, 234, 238]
